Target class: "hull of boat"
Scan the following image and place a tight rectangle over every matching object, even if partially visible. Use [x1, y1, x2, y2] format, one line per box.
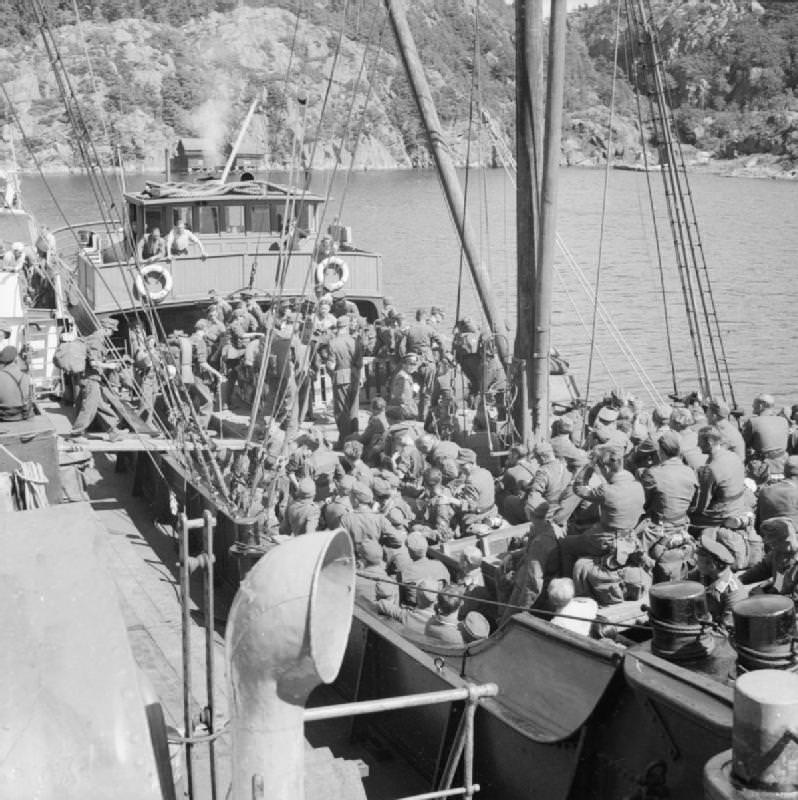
[336, 603, 734, 800]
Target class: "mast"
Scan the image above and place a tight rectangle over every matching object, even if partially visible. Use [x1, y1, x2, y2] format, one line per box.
[530, 1, 567, 436]
[514, 0, 544, 444]
[384, 0, 509, 363]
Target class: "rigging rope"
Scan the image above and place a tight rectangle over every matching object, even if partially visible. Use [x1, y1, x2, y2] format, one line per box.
[584, 0, 622, 408]
[623, 3, 679, 398]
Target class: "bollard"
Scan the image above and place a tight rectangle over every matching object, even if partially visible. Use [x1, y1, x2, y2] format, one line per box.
[704, 668, 798, 799]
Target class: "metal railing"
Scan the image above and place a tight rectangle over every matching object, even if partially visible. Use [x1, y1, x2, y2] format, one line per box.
[304, 682, 499, 800]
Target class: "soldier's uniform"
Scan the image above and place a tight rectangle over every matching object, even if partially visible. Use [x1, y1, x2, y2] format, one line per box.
[387, 357, 418, 421]
[404, 316, 442, 421]
[327, 318, 362, 442]
[744, 406, 789, 483]
[70, 320, 121, 437]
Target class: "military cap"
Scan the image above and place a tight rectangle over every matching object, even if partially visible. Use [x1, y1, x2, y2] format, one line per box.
[430, 306, 444, 317]
[440, 458, 459, 482]
[785, 456, 798, 478]
[533, 440, 554, 460]
[553, 415, 574, 434]
[596, 407, 619, 425]
[359, 538, 384, 566]
[652, 404, 673, 425]
[194, 318, 208, 330]
[378, 470, 401, 490]
[337, 474, 356, 491]
[372, 476, 393, 499]
[240, 289, 254, 299]
[296, 477, 316, 500]
[457, 448, 478, 465]
[760, 517, 796, 543]
[670, 407, 694, 428]
[708, 398, 731, 419]
[410, 523, 435, 540]
[0, 346, 17, 365]
[403, 352, 419, 365]
[406, 532, 428, 557]
[636, 437, 658, 456]
[462, 611, 490, 642]
[460, 317, 478, 333]
[386, 506, 410, 528]
[350, 482, 373, 505]
[657, 430, 682, 458]
[698, 530, 735, 566]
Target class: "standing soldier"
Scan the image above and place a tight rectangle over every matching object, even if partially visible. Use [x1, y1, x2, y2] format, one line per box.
[188, 320, 216, 429]
[327, 315, 362, 445]
[387, 353, 419, 422]
[68, 317, 123, 440]
[405, 308, 442, 422]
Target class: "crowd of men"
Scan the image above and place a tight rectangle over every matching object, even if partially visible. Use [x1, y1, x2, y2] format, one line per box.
[58, 284, 798, 647]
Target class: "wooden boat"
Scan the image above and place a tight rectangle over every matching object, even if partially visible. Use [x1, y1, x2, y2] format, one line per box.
[63, 178, 385, 334]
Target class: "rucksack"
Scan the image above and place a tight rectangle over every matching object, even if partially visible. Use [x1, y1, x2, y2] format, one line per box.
[53, 338, 87, 375]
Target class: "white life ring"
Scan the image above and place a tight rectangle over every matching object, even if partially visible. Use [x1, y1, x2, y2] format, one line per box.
[315, 256, 349, 293]
[135, 262, 173, 303]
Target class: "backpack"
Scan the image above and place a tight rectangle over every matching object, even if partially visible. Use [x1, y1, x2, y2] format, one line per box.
[53, 338, 87, 375]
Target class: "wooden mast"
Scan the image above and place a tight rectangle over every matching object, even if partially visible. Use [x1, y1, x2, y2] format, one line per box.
[514, 0, 544, 445]
[530, 1, 568, 436]
[384, 0, 509, 364]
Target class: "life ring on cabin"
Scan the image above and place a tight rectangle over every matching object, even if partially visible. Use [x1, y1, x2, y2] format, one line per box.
[315, 256, 349, 293]
[135, 262, 173, 303]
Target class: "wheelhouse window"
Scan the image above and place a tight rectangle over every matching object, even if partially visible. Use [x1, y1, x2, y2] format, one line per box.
[248, 203, 272, 233]
[225, 205, 245, 233]
[196, 206, 220, 234]
[145, 209, 162, 234]
[171, 206, 194, 229]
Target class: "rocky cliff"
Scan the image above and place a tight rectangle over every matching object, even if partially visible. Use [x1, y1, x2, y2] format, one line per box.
[0, 0, 796, 176]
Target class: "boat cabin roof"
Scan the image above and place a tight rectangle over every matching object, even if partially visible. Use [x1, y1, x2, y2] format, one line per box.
[125, 180, 325, 206]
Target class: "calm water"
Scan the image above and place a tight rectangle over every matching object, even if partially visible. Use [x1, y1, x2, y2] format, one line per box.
[20, 167, 798, 410]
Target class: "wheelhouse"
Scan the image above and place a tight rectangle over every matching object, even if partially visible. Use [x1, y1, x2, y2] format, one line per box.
[69, 179, 384, 329]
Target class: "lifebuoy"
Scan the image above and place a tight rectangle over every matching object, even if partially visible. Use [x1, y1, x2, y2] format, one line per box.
[135, 262, 173, 303]
[315, 256, 349, 293]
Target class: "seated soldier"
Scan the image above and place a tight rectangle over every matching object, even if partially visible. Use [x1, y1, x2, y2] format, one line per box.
[693, 531, 746, 631]
[342, 439, 373, 487]
[425, 586, 466, 645]
[740, 517, 798, 604]
[359, 396, 390, 466]
[279, 477, 320, 536]
[376, 578, 438, 635]
[399, 531, 450, 606]
[0, 346, 33, 421]
[355, 539, 399, 605]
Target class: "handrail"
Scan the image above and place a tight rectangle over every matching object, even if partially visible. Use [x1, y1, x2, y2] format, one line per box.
[305, 682, 497, 800]
[303, 682, 497, 722]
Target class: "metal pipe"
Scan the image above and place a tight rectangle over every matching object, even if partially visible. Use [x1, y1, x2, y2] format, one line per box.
[303, 683, 498, 722]
[400, 789, 478, 800]
[463, 697, 477, 799]
[178, 512, 194, 799]
[384, 0, 509, 363]
[531, 1, 567, 435]
[226, 530, 355, 800]
[202, 510, 218, 800]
